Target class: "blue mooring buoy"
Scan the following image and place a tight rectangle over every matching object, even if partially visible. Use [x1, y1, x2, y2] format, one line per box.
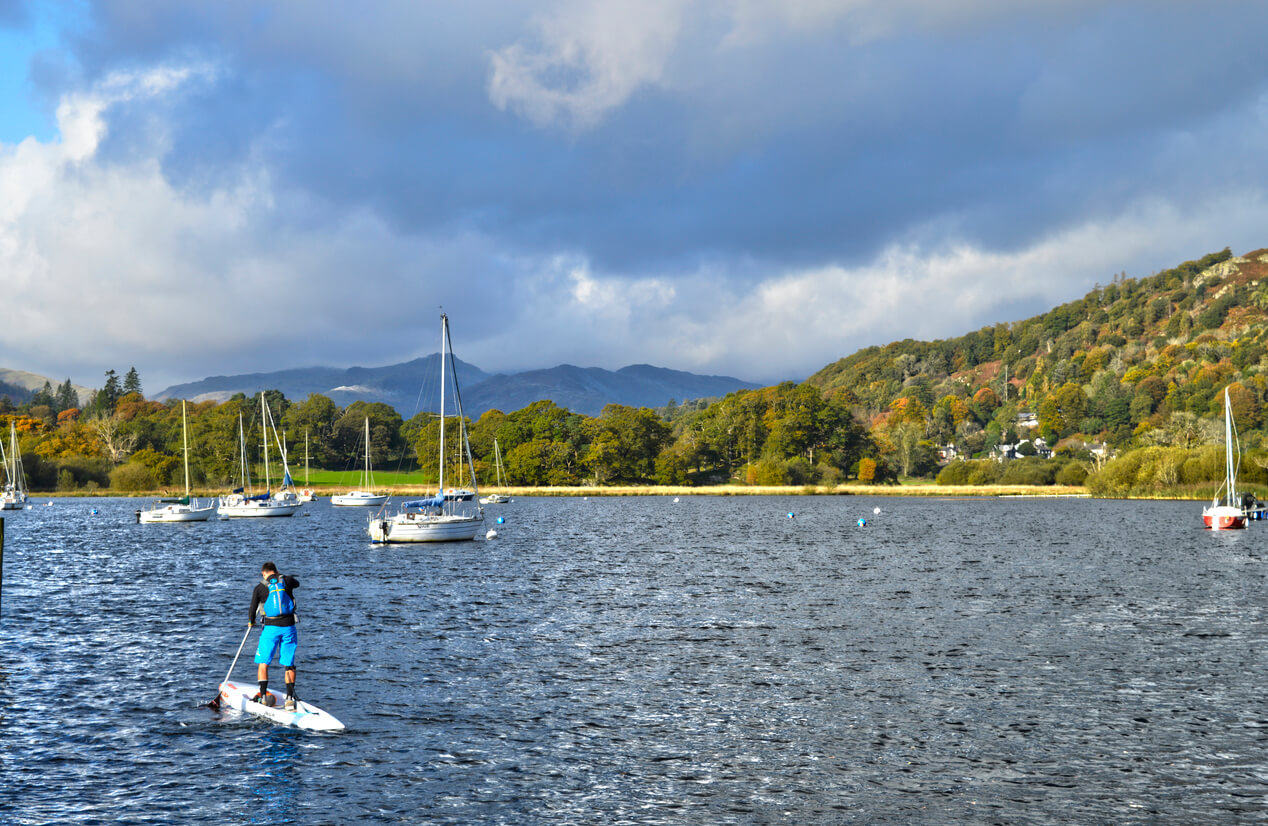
[496, 516, 505, 524]
[857, 517, 866, 527]
[787, 511, 795, 519]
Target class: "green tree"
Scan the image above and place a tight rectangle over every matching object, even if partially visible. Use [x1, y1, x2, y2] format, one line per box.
[888, 421, 927, 477]
[55, 379, 78, 413]
[281, 394, 341, 467]
[123, 367, 143, 397]
[583, 404, 671, 484]
[332, 401, 405, 468]
[1037, 382, 1088, 438]
[101, 370, 121, 414]
[30, 381, 54, 409]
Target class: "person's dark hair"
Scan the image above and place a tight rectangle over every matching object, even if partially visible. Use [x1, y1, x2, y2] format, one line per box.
[261, 561, 278, 574]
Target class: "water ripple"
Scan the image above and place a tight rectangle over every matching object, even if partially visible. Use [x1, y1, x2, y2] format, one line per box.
[1, 496, 1265, 823]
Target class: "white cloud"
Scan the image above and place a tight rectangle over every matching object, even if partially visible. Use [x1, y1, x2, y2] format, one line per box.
[465, 191, 1268, 383]
[487, 0, 688, 130]
[0, 64, 497, 390]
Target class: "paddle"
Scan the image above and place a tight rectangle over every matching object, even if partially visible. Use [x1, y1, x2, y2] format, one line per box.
[206, 624, 253, 710]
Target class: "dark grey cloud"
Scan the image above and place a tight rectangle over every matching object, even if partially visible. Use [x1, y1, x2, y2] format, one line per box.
[5, 1, 1268, 390]
[62, 2, 1267, 274]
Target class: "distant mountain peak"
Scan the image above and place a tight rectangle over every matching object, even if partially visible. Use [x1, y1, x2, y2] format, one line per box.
[155, 359, 759, 417]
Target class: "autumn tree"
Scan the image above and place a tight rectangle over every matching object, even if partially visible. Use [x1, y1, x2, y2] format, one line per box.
[88, 413, 139, 464]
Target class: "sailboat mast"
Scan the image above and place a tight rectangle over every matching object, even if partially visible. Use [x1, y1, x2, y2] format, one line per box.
[10, 423, 19, 492]
[238, 414, 248, 490]
[182, 400, 191, 496]
[1225, 388, 1236, 503]
[438, 314, 448, 495]
[261, 392, 270, 490]
[363, 417, 371, 488]
[0, 427, 9, 488]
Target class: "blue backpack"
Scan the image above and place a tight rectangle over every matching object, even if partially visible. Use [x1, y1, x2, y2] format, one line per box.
[264, 575, 295, 617]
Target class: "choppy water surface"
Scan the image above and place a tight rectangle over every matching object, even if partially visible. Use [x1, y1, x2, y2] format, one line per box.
[1, 495, 1265, 824]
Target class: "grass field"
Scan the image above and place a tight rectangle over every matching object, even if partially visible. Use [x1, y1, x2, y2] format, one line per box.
[295, 469, 439, 486]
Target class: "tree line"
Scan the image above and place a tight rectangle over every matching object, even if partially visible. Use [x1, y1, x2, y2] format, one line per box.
[0, 370, 891, 492]
[7, 244, 1268, 497]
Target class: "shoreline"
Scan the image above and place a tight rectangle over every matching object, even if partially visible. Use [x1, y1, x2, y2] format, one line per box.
[15, 483, 1197, 500]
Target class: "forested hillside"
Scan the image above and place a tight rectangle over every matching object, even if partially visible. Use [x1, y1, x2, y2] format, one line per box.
[807, 246, 1268, 494]
[811, 247, 1252, 436]
[3, 246, 1267, 495]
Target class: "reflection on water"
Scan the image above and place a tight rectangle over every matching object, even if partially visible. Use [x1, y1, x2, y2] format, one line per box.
[1, 496, 1265, 824]
[252, 729, 303, 824]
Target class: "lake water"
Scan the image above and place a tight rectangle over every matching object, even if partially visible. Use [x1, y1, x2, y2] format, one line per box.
[1, 495, 1265, 824]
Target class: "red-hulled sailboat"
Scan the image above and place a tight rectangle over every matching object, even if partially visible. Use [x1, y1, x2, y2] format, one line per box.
[1202, 387, 1247, 530]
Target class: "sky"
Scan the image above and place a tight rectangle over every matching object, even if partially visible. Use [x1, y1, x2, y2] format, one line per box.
[3, 0, 1268, 394]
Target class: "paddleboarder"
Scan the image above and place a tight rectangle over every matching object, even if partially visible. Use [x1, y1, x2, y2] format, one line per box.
[248, 561, 300, 711]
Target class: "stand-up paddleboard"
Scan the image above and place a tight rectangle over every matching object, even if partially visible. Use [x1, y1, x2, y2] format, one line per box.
[217, 680, 345, 731]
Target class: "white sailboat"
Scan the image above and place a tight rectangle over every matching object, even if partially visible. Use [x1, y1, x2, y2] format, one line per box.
[1202, 387, 1248, 530]
[138, 401, 217, 523]
[480, 438, 511, 504]
[332, 418, 388, 506]
[0, 421, 28, 510]
[219, 394, 303, 518]
[368, 313, 484, 542]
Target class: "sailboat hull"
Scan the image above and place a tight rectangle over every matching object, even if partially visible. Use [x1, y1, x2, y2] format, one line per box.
[218, 497, 302, 517]
[1202, 506, 1247, 530]
[139, 502, 217, 522]
[331, 491, 388, 506]
[368, 512, 483, 543]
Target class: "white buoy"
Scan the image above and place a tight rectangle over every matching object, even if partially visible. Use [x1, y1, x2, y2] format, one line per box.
[873, 507, 881, 515]
[673, 497, 680, 503]
[486, 529, 498, 540]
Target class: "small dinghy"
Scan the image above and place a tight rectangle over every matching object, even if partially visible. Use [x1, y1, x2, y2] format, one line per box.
[217, 680, 345, 732]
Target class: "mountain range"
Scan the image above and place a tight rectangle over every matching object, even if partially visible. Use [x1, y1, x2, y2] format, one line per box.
[153, 360, 761, 418]
[0, 369, 92, 407]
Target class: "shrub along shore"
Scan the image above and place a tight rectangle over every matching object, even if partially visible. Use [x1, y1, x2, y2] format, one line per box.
[24, 483, 1113, 498]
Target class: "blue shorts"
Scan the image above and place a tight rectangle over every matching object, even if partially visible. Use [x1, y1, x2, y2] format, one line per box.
[254, 624, 298, 667]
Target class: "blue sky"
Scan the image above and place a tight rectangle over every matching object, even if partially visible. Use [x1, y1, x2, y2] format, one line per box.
[0, 1, 61, 141]
[2, 1, 1268, 393]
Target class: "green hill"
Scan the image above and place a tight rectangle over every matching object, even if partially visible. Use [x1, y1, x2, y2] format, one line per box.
[806, 246, 1266, 446]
